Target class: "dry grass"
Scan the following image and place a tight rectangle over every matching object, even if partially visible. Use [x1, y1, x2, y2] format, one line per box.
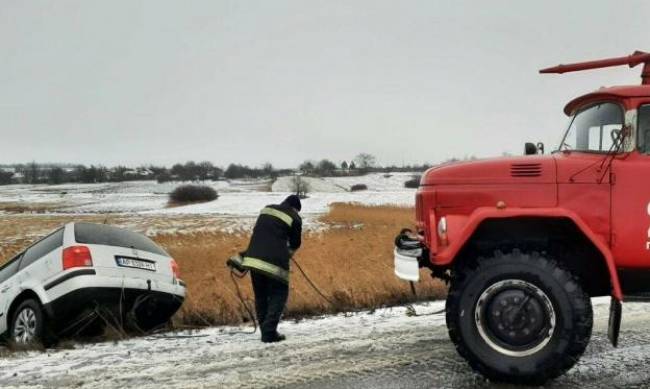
[0, 202, 63, 214]
[0, 203, 446, 327]
[156, 203, 446, 326]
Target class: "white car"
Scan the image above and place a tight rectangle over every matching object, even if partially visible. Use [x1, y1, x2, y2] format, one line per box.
[0, 222, 186, 345]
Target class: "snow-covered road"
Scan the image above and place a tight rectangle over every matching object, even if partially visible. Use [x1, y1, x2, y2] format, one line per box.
[2, 298, 650, 388]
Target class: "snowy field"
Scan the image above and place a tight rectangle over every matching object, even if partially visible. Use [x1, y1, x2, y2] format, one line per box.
[0, 173, 420, 250]
[0, 173, 418, 218]
[2, 297, 650, 389]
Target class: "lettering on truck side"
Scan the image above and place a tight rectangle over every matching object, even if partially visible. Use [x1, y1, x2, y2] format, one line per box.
[647, 201, 650, 250]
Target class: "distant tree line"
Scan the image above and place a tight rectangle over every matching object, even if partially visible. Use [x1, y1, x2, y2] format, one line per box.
[0, 161, 293, 185]
[0, 152, 441, 186]
[298, 153, 433, 177]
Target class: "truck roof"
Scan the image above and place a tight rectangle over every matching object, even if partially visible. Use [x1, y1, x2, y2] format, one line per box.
[564, 85, 650, 115]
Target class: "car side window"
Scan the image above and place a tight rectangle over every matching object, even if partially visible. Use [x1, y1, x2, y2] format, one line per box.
[19, 228, 64, 271]
[0, 254, 23, 283]
[638, 104, 650, 153]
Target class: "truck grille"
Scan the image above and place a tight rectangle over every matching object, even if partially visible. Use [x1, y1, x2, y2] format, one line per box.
[510, 163, 542, 177]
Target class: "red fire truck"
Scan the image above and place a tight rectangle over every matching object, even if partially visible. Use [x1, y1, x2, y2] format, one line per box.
[395, 51, 650, 384]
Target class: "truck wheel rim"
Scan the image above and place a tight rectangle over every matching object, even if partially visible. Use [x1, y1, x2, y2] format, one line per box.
[14, 307, 37, 344]
[475, 279, 556, 357]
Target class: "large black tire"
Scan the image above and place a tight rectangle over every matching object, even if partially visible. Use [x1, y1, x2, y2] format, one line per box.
[446, 250, 593, 384]
[9, 299, 48, 347]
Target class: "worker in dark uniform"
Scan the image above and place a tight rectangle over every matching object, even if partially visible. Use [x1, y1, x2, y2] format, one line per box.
[242, 194, 302, 343]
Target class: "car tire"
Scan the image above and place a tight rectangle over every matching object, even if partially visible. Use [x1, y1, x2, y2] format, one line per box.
[10, 299, 49, 347]
[446, 250, 593, 384]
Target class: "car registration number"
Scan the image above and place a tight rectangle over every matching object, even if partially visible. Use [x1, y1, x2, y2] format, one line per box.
[115, 256, 156, 271]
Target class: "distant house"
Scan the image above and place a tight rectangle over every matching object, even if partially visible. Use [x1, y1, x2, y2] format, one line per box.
[123, 169, 139, 177]
[0, 167, 16, 174]
[13, 172, 24, 180]
[137, 168, 154, 177]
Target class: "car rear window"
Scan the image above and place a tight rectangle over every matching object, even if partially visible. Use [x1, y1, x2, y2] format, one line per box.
[20, 228, 64, 270]
[74, 223, 168, 256]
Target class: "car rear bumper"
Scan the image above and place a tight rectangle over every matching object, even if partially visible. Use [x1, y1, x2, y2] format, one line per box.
[44, 286, 184, 333]
[41, 269, 186, 334]
[44, 268, 186, 301]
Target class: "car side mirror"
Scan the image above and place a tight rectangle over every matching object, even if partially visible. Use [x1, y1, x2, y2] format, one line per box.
[525, 142, 538, 155]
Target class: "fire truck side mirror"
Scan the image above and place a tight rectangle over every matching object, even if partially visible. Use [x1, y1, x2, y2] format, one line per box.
[524, 142, 538, 155]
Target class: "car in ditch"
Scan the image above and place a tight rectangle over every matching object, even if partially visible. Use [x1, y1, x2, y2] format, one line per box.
[0, 222, 185, 346]
[395, 51, 650, 384]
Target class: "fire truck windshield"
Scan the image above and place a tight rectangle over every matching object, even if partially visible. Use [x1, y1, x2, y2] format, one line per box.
[558, 102, 624, 153]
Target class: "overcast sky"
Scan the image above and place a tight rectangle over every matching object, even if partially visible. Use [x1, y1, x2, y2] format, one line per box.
[1, 1, 649, 168]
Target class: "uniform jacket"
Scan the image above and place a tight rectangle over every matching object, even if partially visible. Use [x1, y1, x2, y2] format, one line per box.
[244, 203, 302, 280]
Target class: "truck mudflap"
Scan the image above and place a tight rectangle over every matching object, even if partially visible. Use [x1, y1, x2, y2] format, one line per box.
[608, 297, 622, 347]
[394, 229, 425, 282]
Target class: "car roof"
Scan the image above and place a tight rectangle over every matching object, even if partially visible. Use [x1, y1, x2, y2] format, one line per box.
[564, 85, 650, 115]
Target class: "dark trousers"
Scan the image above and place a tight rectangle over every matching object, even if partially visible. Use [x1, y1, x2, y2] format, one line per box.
[250, 271, 289, 339]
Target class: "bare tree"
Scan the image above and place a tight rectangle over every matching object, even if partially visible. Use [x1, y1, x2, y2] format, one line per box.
[25, 161, 40, 184]
[262, 162, 276, 178]
[299, 160, 315, 174]
[290, 175, 310, 198]
[354, 153, 376, 171]
[197, 161, 214, 181]
[47, 167, 65, 184]
[316, 159, 337, 176]
[0, 170, 13, 185]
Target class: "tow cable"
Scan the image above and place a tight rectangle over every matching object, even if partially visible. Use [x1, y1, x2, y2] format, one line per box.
[228, 268, 259, 334]
[226, 254, 336, 334]
[396, 229, 446, 317]
[290, 257, 336, 306]
[405, 281, 446, 317]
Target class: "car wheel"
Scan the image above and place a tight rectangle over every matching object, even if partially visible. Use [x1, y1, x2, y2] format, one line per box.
[446, 250, 593, 384]
[10, 299, 46, 346]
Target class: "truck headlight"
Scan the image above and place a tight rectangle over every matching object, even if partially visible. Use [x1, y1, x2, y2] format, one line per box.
[437, 216, 448, 245]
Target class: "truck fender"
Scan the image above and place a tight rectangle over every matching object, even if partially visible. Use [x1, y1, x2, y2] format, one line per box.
[434, 206, 623, 301]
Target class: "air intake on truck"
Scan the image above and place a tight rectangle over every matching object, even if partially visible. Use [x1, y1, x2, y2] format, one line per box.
[510, 163, 542, 177]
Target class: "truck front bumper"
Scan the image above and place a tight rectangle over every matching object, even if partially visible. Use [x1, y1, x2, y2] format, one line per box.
[394, 230, 426, 282]
[394, 248, 422, 282]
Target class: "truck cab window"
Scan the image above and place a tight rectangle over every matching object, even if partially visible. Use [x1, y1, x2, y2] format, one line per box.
[560, 102, 623, 152]
[638, 104, 650, 153]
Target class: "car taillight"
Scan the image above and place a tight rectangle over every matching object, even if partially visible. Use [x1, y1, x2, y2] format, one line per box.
[62, 246, 93, 270]
[170, 258, 180, 279]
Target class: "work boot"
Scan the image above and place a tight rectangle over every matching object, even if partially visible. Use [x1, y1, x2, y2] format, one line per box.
[262, 332, 286, 343]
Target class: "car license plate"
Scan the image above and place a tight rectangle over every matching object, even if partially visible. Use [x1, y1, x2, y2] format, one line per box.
[115, 256, 156, 271]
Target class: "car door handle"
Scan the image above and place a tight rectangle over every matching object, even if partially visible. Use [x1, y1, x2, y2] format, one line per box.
[1, 287, 9, 293]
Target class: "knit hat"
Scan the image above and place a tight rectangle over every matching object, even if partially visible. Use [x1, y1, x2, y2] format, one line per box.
[282, 194, 302, 212]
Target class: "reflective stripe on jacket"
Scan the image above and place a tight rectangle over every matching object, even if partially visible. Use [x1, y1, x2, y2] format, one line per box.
[244, 203, 302, 280]
[241, 256, 290, 283]
[260, 207, 293, 227]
